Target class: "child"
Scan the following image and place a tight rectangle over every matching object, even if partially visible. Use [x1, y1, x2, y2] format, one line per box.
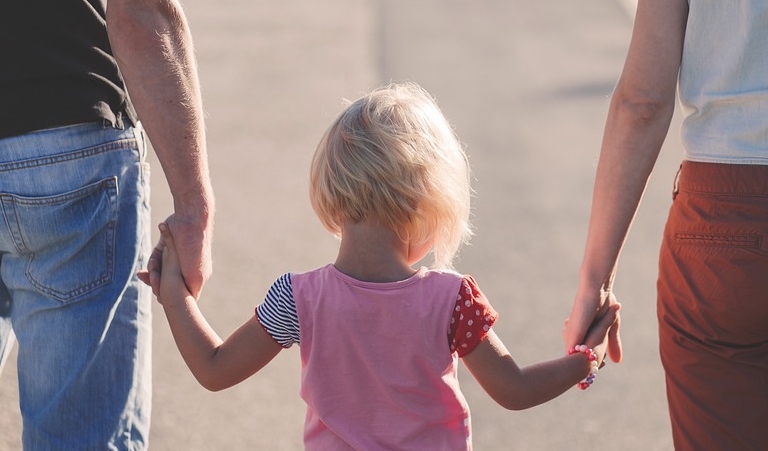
[146, 82, 619, 450]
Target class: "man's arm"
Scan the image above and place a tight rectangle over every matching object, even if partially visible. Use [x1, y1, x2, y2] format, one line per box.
[106, 0, 214, 297]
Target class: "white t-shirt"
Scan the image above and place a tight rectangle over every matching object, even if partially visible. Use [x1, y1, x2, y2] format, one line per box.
[678, 0, 768, 164]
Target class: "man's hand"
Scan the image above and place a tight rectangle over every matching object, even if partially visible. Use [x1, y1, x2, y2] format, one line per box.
[137, 213, 212, 299]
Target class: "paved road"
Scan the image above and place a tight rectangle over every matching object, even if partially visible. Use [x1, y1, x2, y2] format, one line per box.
[2, 1, 684, 450]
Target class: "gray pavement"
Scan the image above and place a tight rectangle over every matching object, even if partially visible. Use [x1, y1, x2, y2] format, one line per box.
[1, 0, 684, 449]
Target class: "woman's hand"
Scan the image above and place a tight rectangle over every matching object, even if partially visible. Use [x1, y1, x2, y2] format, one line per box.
[564, 289, 623, 363]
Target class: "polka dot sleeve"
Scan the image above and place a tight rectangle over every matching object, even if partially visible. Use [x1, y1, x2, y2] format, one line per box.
[449, 275, 499, 357]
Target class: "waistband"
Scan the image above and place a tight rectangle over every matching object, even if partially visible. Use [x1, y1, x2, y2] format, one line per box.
[0, 121, 143, 164]
[677, 160, 768, 196]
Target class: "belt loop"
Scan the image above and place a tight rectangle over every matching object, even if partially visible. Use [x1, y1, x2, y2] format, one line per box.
[114, 111, 125, 130]
[100, 112, 125, 130]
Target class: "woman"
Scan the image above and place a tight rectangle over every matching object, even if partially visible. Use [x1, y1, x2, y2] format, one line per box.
[564, 0, 768, 449]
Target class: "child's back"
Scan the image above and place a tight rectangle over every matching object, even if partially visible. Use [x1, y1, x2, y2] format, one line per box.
[296, 265, 471, 450]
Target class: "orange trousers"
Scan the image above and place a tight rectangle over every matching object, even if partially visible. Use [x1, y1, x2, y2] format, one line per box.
[657, 161, 768, 451]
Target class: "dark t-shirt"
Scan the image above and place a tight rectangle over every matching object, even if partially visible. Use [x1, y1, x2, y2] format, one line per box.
[0, 0, 137, 138]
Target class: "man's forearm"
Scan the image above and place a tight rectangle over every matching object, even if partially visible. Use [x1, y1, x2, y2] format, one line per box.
[106, 0, 213, 218]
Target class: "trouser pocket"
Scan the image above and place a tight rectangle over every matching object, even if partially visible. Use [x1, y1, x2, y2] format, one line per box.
[0, 177, 118, 303]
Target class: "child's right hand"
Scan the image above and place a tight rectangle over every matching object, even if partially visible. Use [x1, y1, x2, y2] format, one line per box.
[155, 222, 194, 305]
[581, 302, 621, 366]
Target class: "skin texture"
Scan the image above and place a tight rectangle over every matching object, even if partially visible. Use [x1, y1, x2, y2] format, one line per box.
[107, 0, 215, 298]
[563, 0, 689, 362]
[152, 220, 618, 410]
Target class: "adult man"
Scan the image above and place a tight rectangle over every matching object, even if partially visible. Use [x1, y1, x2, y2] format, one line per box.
[0, 0, 214, 448]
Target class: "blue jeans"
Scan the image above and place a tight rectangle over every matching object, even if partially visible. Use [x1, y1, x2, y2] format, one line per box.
[0, 122, 152, 450]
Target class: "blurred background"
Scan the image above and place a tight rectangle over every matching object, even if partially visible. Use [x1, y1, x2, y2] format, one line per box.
[2, 1, 685, 449]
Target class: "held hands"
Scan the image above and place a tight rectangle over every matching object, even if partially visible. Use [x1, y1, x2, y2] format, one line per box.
[566, 301, 620, 390]
[578, 301, 621, 367]
[137, 213, 211, 299]
[139, 222, 194, 305]
[564, 289, 623, 363]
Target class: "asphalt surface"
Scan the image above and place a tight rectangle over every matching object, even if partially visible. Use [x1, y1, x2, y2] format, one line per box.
[1, 1, 685, 449]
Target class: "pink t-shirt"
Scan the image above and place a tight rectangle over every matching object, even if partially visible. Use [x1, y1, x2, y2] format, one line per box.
[255, 265, 498, 450]
[291, 265, 495, 451]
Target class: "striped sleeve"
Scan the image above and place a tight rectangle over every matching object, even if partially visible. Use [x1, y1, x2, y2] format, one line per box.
[255, 273, 300, 348]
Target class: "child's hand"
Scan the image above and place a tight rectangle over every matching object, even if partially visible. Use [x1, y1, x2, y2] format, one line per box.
[137, 237, 165, 296]
[156, 222, 194, 305]
[581, 302, 621, 367]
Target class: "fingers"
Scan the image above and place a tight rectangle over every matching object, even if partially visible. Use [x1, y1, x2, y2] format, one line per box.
[158, 221, 174, 250]
[158, 222, 182, 273]
[135, 221, 181, 298]
[563, 301, 598, 351]
[163, 214, 211, 299]
[137, 232, 167, 296]
[607, 311, 623, 363]
[583, 303, 621, 348]
[157, 221, 198, 299]
[596, 290, 622, 362]
[592, 303, 620, 335]
[149, 264, 162, 297]
[137, 270, 151, 286]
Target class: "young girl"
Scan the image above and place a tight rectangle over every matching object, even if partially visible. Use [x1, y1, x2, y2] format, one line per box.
[147, 82, 619, 450]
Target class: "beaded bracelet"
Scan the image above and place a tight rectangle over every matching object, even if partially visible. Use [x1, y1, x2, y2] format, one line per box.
[568, 344, 599, 390]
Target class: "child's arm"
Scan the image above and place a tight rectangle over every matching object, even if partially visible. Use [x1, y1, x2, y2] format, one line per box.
[156, 223, 283, 392]
[462, 304, 618, 411]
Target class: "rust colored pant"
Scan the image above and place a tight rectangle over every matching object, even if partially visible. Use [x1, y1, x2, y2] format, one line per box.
[657, 161, 768, 451]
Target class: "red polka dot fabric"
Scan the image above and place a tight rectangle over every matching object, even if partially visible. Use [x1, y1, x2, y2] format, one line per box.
[448, 275, 498, 357]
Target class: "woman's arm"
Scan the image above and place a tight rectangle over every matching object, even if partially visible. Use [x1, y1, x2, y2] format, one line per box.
[564, 0, 689, 362]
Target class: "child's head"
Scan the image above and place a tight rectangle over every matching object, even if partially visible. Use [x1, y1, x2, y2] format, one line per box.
[310, 82, 473, 269]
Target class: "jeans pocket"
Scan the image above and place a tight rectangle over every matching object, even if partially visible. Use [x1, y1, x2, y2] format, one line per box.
[1, 177, 118, 303]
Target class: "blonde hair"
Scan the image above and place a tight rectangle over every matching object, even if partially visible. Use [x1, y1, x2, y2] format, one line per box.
[310, 82, 472, 269]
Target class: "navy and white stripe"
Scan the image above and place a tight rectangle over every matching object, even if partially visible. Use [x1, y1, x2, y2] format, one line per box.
[255, 273, 300, 347]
